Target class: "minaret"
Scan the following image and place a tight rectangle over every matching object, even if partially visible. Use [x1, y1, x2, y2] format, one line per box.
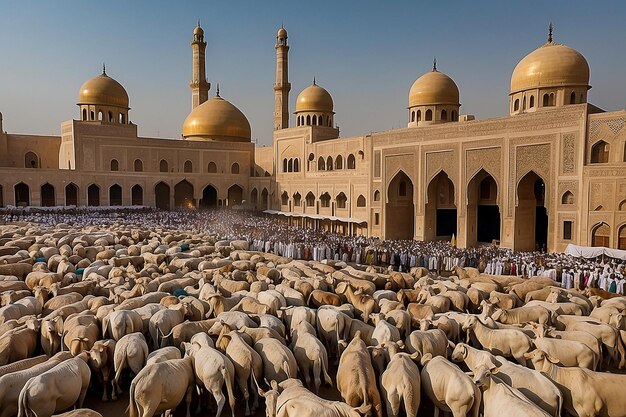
[274, 26, 291, 130]
[190, 21, 210, 109]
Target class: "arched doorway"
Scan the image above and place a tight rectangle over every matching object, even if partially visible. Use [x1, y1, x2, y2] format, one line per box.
[250, 188, 258, 208]
[385, 171, 414, 240]
[109, 184, 122, 206]
[228, 185, 243, 206]
[131, 185, 143, 206]
[619, 225, 626, 250]
[87, 184, 100, 206]
[41, 183, 55, 207]
[515, 171, 548, 251]
[200, 185, 218, 208]
[65, 183, 78, 206]
[261, 188, 269, 210]
[425, 171, 457, 241]
[174, 180, 194, 208]
[155, 182, 170, 210]
[591, 222, 610, 247]
[467, 170, 500, 246]
[14, 183, 30, 206]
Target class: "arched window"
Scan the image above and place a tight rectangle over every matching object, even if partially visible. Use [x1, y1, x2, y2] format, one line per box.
[131, 184, 143, 205]
[620, 225, 626, 250]
[399, 181, 407, 197]
[90, 111, 95, 120]
[357, 195, 366, 207]
[306, 192, 315, 207]
[550, 93, 555, 106]
[134, 159, 143, 172]
[250, 188, 258, 205]
[320, 192, 331, 208]
[417, 110, 421, 121]
[293, 192, 301, 206]
[347, 154, 356, 169]
[98, 111, 103, 121]
[283, 158, 288, 172]
[522, 96, 526, 110]
[374, 190, 380, 201]
[441, 109, 447, 120]
[24, 151, 39, 168]
[561, 191, 574, 205]
[543, 93, 550, 107]
[281, 191, 289, 206]
[336, 192, 347, 209]
[160, 159, 169, 172]
[327, 116, 331, 127]
[580, 93, 584, 103]
[425, 109, 432, 121]
[570, 91, 576, 104]
[411, 111, 416, 122]
[108, 111, 113, 122]
[529, 95, 535, 108]
[312, 115, 317, 125]
[591, 141, 609, 163]
[82, 109, 87, 120]
[318, 157, 325, 170]
[514, 99, 520, 111]
[591, 222, 610, 247]
[327, 156, 333, 171]
[231, 162, 239, 174]
[110, 159, 119, 171]
[294, 159, 300, 172]
[184, 160, 193, 173]
[87, 184, 100, 206]
[208, 161, 217, 173]
[119, 113, 125, 124]
[287, 159, 293, 173]
[335, 155, 343, 170]
[306, 115, 311, 125]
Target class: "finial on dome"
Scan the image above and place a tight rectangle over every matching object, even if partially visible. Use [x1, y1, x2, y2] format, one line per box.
[313, 76, 316, 85]
[433, 57, 437, 72]
[197, 19, 201, 27]
[102, 63, 106, 76]
[216, 84, 220, 97]
[548, 22, 553, 43]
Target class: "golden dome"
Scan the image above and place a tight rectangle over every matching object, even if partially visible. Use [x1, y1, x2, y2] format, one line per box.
[409, 69, 459, 107]
[510, 42, 589, 94]
[78, 71, 129, 108]
[295, 83, 334, 113]
[277, 27, 287, 38]
[193, 25, 204, 36]
[182, 95, 251, 141]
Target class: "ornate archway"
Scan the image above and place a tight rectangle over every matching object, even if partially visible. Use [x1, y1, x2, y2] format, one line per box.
[155, 182, 170, 210]
[174, 180, 194, 208]
[385, 171, 414, 240]
[425, 171, 456, 241]
[466, 169, 500, 246]
[514, 171, 548, 251]
[200, 185, 218, 208]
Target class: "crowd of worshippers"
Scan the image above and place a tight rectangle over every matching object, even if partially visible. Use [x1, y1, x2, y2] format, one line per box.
[3, 206, 625, 293]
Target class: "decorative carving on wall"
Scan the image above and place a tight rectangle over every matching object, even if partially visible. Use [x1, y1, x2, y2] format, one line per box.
[562, 133, 576, 174]
[590, 117, 626, 136]
[466, 147, 501, 184]
[589, 182, 603, 210]
[426, 151, 457, 187]
[507, 138, 553, 216]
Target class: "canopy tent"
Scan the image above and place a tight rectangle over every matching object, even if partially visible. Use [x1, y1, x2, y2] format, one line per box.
[564, 244, 626, 261]
[262, 209, 367, 224]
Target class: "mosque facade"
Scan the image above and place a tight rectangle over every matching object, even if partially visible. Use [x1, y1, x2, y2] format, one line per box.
[1, 24, 625, 253]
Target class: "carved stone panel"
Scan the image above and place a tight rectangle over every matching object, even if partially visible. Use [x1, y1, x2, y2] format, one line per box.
[561, 133, 576, 174]
[465, 147, 501, 185]
[426, 151, 457, 187]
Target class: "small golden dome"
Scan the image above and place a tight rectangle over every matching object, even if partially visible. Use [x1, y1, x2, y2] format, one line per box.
[510, 42, 590, 94]
[277, 27, 287, 38]
[409, 69, 460, 107]
[182, 95, 251, 141]
[295, 83, 334, 113]
[194, 25, 204, 36]
[78, 72, 129, 108]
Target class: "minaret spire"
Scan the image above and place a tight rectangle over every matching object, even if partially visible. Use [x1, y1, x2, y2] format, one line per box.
[313, 76, 316, 85]
[433, 57, 437, 71]
[102, 63, 106, 75]
[548, 22, 553, 43]
[190, 21, 210, 109]
[216, 84, 220, 97]
[274, 25, 291, 131]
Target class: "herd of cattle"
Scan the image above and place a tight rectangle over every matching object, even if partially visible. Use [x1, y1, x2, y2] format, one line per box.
[1, 223, 626, 417]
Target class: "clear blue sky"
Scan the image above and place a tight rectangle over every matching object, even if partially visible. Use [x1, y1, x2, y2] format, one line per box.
[1, 1, 625, 145]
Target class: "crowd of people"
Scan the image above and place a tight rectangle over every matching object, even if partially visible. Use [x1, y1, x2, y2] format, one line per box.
[3, 206, 625, 293]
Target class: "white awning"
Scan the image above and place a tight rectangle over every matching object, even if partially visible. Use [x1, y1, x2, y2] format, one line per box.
[263, 210, 367, 224]
[565, 243, 626, 261]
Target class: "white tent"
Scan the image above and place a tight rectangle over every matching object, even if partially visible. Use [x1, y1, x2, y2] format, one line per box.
[565, 244, 626, 261]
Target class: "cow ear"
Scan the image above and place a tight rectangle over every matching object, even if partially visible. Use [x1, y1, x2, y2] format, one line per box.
[270, 380, 278, 391]
[547, 355, 560, 364]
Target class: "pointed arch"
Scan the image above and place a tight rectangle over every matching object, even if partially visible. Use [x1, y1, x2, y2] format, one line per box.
[466, 169, 500, 246]
[293, 192, 301, 207]
[134, 159, 143, 172]
[110, 159, 119, 171]
[591, 140, 609, 163]
[208, 161, 217, 173]
[374, 190, 381, 202]
[347, 154, 356, 169]
[281, 191, 289, 206]
[305, 191, 315, 207]
[87, 184, 100, 206]
[155, 182, 170, 210]
[318, 157, 325, 171]
[65, 183, 78, 206]
[109, 184, 122, 206]
[159, 159, 169, 172]
[357, 195, 366, 207]
[514, 170, 547, 251]
[320, 192, 331, 208]
[336, 192, 347, 209]
[261, 188, 269, 209]
[250, 188, 258, 205]
[425, 170, 456, 241]
[40, 183, 55, 207]
[24, 151, 39, 168]
[227, 184, 243, 206]
[174, 180, 194, 208]
[231, 162, 240, 174]
[386, 170, 414, 240]
[184, 160, 193, 173]
[591, 222, 610, 247]
[200, 184, 218, 208]
[561, 191, 574, 205]
[335, 155, 343, 170]
[131, 184, 143, 205]
[14, 182, 30, 206]
[327, 156, 333, 171]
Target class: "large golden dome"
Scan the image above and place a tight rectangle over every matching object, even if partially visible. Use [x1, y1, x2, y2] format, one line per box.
[409, 69, 459, 107]
[510, 42, 589, 94]
[182, 95, 251, 141]
[78, 71, 129, 108]
[295, 83, 334, 113]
